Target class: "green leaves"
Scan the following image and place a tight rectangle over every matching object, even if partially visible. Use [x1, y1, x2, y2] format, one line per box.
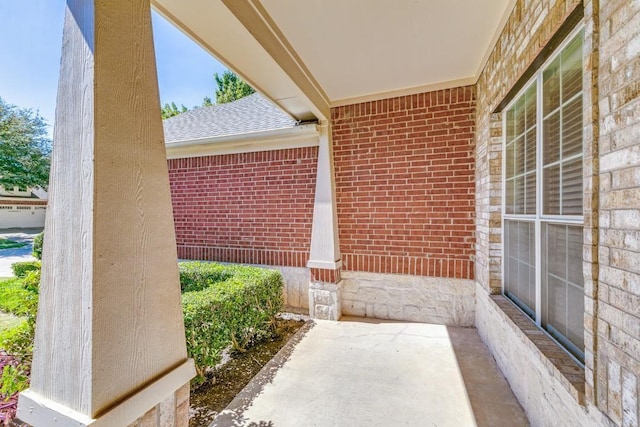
[0, 97, 51, 190]
[213, 71, 255, 104]
[161, 101, 188, 119]
[179, 262, 284, 379]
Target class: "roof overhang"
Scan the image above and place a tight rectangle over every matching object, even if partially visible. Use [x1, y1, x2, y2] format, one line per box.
[165, 123, 319, 159]
[152, 0, 515, 121]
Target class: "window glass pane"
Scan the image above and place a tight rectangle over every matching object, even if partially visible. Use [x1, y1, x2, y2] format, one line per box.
[505, 220, 536, 316]
[543, 57, 561, 116]
[567, 226, 583, 285]
[525, 173, 536, 215]
[506, 109, 515, 143]
[544, 165, 560, 214]
[567, 283, 585, 351]
[515, 176, 524, 214]
[543, 111, 560, 165]
[525, 128, 536, 172]
[515, 136, 525, 176]
[562, 158, 583, 215]
[505, 179, 514, 214]
[562, 35, 583, 101]
[506, 141, 515, 179]
[562, 96, 583, 158]
[525, 83, 537, 130]
[515, 97, 526, 135]
[542, 223, 584, 362]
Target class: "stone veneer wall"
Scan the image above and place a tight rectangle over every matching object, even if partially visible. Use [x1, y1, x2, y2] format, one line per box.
[475, 0, 640, 425]
[127, 384, 189, 427]
[342, 272, 475, 326]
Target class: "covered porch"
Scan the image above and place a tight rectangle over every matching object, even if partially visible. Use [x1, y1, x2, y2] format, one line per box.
[16, 0, 639, 426]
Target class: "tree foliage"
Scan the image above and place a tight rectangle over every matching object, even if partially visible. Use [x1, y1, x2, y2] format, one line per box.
[161, 101, 188, 119]
[212, 71, 255, 104]
[0, 97, 51, 190]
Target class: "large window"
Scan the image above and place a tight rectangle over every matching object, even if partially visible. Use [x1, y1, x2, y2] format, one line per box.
[503, 29, 585, 362]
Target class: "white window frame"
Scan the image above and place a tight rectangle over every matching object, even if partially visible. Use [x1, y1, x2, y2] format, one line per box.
[501, 24, 585, 364]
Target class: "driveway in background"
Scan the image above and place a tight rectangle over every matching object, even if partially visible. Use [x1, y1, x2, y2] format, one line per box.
[0, 228, 41, 277]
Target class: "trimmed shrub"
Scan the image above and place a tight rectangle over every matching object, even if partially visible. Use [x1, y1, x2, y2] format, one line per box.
[179, 261, 233, 293]
[32, 232, 44, 260]
[11, 261, 40, 279]
[180, 262, 284, 377]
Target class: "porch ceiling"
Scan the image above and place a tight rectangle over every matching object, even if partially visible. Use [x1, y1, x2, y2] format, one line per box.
[153, 0, 515, 121]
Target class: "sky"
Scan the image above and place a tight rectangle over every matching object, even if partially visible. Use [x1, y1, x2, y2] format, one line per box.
[0, 0, 227, 136]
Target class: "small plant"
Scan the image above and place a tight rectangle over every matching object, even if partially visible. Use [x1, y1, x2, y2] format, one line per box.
[0, 365, 29, 400]
[32, 232, 44, 260]
[11, 261, 40, 279]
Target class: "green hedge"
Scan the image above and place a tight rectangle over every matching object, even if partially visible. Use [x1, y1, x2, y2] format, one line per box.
[11, 261, 41, 278]
[180, 262, 284, 377]
[0, 278, 38, 318]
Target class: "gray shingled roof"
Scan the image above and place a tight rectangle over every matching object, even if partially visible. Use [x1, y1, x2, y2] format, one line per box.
[163, 93, 298, 143]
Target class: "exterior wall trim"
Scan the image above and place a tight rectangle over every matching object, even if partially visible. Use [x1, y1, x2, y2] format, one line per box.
[18, 360, 195, 427]
[166, 123, 319, 159]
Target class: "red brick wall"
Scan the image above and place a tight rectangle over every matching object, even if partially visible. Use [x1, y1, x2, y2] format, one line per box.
[332, 87, 476, 279]
[168, 147, 318, 267]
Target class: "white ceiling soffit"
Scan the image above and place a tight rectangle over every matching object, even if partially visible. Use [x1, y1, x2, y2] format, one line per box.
[153, 0, 515, 120]
[152, 0, 328, 121]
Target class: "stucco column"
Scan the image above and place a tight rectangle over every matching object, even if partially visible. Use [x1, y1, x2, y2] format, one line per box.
[308, 121, 342, 320]
[16, 1, 194, 426]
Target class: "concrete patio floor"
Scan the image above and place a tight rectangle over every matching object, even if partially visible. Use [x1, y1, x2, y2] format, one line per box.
[214, 317, 529, 427]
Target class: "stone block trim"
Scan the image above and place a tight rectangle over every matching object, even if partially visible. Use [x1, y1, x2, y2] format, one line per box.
[491, 295, 585, 402]
[332, 87, 476, 280]
[127, 383, 189, 427]
[342, 271, 475, 326]
[476, 286, 615, 427]
[168, 147, 318, 268]
[308, 280, 342, 321]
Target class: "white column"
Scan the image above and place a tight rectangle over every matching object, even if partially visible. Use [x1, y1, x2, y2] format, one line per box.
[17, 1, 194, 426]
[308, 121, 342, 320]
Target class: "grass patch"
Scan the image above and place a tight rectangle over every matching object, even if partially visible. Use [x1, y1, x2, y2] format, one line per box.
[0, 239, 26, 250]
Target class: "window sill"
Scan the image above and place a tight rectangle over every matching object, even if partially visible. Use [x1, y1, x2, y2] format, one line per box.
[489, 294, 586, 405]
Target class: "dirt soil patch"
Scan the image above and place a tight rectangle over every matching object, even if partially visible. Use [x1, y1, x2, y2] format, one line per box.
[189, 316, 306, 427]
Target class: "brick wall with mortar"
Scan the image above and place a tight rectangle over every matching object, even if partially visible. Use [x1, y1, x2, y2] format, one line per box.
[332, 87, 476, 280]
[475, 0, 640, 425]
[167, 147, 317, 312]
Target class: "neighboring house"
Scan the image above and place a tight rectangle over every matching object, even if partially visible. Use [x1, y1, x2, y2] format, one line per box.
[0, 186, 47, 229]
[19, 1, 640, 427]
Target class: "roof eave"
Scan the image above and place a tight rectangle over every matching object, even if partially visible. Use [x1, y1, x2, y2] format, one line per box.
[165, 123, 319, 159]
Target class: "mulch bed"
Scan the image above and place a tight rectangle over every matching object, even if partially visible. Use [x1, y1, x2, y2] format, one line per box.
[189, 317, 306, 427]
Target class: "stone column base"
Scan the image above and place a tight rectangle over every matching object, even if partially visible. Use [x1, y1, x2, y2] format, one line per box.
[309, 268, 342, 320]
[18, 361, 193, 427]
